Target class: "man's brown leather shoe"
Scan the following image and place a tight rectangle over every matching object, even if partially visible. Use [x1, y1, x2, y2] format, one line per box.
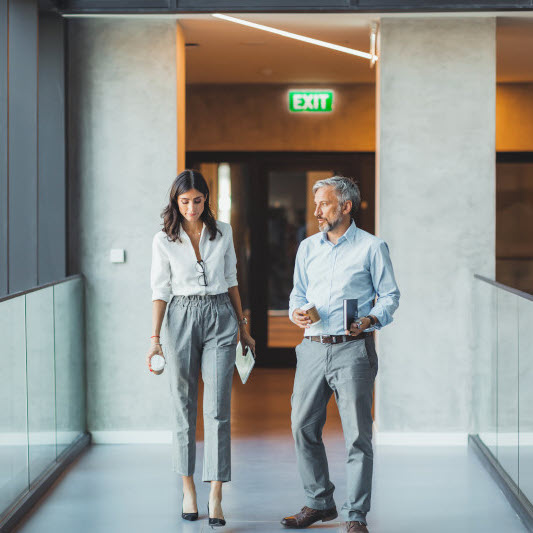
[345, 521, 369, 532]
[280, 505, 338, 528]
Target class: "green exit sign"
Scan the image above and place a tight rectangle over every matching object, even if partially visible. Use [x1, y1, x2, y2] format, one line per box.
[289, 90, 333, 113]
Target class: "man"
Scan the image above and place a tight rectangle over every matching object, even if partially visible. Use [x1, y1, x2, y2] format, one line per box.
[281, 176, 400, 533]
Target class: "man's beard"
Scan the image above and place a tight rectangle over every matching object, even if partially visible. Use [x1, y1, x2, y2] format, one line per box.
[317, 206, 343, 232]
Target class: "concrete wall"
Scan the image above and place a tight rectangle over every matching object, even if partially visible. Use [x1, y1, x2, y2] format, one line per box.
[68, 19, 179, 432]
[186, 83, 375, 152]
[376, 18, 496, 435]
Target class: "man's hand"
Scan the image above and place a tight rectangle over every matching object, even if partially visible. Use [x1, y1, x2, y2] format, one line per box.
[345, 317, 372, 336]
[293, 308, 312, 329]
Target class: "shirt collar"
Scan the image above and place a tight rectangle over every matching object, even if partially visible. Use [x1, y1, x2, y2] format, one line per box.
[320, 220, 357, 245]
[344, 220, 357, 243]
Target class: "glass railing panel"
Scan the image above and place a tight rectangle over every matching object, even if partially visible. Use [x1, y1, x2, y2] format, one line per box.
[25, 287, 56, 485]
[497, 289, 519, 491]
[518, 296, 533, 503]
[475, 281, 498, 457]
[54, 279, 86, 457]
[0, 296, 29, 512]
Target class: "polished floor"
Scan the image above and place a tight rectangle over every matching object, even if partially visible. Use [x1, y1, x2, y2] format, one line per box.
[15, 369, 527, 533]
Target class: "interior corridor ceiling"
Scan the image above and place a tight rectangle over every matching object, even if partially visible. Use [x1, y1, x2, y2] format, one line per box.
[175, 13, 533, 84]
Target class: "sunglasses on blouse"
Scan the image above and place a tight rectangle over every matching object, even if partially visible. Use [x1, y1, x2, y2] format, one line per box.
[195, 260, 208, 287]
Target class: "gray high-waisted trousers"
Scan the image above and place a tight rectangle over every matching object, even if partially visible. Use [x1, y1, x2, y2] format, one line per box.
[291, 336, 378, 525]
[165, 293, 238, 482]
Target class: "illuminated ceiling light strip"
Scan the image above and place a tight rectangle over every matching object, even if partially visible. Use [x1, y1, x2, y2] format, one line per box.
[370, 22, 378, 68]
[212, 13, 376, 61]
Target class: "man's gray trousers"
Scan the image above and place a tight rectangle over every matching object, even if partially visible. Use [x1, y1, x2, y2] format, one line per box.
[165, 293, 238, 482]
[291, 336, 378, 524]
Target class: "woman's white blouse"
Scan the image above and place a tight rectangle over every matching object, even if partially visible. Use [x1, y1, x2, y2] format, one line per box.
[151, 221, 238, 301]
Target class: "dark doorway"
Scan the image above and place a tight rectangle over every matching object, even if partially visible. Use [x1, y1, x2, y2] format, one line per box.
[187, 151, 375, 367]
[496, 152, 533, 295]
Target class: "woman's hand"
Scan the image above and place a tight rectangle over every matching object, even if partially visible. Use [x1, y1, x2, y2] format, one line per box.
[239, 326, 256, 356]
[146, 342, 164, 373]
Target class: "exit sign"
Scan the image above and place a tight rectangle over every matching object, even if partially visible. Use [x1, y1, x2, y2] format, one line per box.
[289, 90, 333, 113]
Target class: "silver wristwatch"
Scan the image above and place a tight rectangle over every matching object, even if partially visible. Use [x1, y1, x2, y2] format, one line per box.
[365, 315, 377, 326]
[355, 316, 374, 329]
[238, 316, 248, 326]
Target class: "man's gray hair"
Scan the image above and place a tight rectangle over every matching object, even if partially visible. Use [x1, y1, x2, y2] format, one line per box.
[312, 176, 361, 216]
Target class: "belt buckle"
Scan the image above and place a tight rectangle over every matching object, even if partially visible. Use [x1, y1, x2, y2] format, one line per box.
[320, 335, 331, 344]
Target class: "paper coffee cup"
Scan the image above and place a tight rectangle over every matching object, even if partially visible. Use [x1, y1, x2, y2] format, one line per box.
[301, 302, 321, 325]
[150, 354, 166, 375]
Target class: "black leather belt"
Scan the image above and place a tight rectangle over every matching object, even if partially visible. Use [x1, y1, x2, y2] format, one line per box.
[308, 332, 372, 344]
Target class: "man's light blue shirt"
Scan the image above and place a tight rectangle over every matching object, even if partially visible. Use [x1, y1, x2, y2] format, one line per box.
[289, 221, 400, 335]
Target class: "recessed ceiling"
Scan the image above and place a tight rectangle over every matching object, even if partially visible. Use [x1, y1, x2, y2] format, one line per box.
[180, 14, 377, 84]
[178, 13, 533, 84]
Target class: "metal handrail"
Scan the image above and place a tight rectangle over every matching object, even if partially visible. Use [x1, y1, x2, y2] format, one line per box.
[474, 274, 533, 302]
[0, 274, 84, 304]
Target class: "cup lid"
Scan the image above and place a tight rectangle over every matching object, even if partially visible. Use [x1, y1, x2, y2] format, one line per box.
[151, 354, 166, 371]
[300, 302, 316, 311]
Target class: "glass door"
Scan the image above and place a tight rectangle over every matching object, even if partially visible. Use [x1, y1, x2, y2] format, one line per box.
[188, 152, 375, 367]
[198, 162, 253, 326]
[266, 170, 332, 351]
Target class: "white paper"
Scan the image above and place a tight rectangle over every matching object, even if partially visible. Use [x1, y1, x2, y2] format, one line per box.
[235, 342, 255, 385]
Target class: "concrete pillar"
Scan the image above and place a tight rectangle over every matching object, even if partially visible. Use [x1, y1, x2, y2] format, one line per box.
[68, 19, 182, 434]
[375, 18, 495, 435]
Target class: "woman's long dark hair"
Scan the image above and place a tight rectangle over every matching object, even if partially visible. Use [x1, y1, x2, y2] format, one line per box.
[161, 169, 221, 243]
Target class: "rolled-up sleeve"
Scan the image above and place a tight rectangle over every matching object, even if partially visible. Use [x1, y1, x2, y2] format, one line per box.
[151, 233, 172, 302]
[224, 226, 238, 288]
[368, 240, 400, 329]
[289, 241, 309, 324]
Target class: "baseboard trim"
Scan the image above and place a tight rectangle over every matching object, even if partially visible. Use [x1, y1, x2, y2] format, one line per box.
[0, 432, 91, 533]
[469, 434, 533, 532]
[374, 432, 468, 446]
[89, 430, 468, 446]
[90, 430, 173, 444]
[0, 431, 81, 446]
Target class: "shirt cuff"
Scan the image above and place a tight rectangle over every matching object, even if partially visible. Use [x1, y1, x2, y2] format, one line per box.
[152, 292, 170, 303]
[225, 276, 238, 287]
[368, 308, 389, 330]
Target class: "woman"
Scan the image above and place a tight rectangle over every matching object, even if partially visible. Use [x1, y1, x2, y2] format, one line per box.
[146, 169, 255, 528]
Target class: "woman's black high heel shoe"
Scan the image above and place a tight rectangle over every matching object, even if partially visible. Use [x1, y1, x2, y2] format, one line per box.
[181, 494, 198, 521]
[207, 502, 226, 528]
